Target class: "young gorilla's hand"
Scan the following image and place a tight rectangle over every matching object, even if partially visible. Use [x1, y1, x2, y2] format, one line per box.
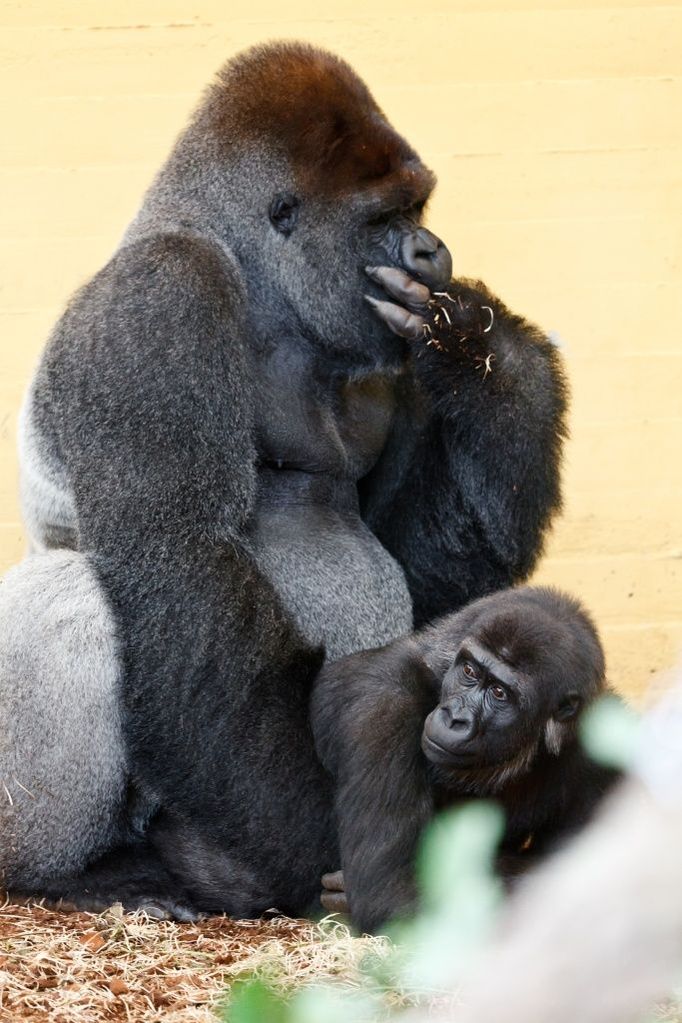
[319, 870, 348, 915]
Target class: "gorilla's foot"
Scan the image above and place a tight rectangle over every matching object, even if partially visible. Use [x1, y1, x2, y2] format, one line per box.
[11, 841, 202, 922]
[9, 889, 200, 922]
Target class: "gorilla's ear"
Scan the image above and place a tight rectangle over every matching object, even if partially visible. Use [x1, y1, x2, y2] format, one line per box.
[544, 692, 582, 755]
[555, 691, 582, 722]
[269, 194, 300, 236]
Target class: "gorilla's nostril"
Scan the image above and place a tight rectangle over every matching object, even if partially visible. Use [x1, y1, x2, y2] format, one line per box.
[414, 228, 439, 258]
[439, 704, 472, 732]
[439, 704, 453, 727]
[449, 715, 471, 731]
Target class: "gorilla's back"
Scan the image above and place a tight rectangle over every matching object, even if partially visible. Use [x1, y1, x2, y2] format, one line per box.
[18, 379, 78, 553]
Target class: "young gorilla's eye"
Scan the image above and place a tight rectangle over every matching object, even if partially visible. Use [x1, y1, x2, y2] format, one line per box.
[490, 684, 508, 702]
[269, 193, 300, 236]
[462, 662, 478, 681]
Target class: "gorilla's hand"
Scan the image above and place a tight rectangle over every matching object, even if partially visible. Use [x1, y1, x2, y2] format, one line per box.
[320, 870, 348, 915]
[364, 266, 430, 339]
[365, 266, 511, 401]
[365, 267, 494, 350]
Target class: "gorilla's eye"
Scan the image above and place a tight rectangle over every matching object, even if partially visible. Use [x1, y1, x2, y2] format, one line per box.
[367, 202, 425, 229]
[406, 200, 427, 220]
[269, 193, 300, 236]
[462, 662, 478, 681]
[367, 209, 396, 228]
[490, 684, 508, 702]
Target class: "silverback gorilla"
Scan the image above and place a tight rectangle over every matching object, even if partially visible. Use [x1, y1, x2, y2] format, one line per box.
[0, 43, 567, 920]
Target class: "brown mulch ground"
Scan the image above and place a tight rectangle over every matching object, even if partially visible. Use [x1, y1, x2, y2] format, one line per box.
[0, 900, 389, 1023]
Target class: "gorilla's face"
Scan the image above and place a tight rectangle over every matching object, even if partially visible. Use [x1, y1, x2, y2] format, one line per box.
[422, 642, 546, 771]
[421, 625, 585, 775]
[236, 171, 451, 357]
[196, 44, 453, 355]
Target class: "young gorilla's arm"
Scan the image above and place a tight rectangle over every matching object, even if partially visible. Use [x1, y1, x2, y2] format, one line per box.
[312, 640, 438, 933]
[46, 233, 334, 911]
[360, 271, 568, 626]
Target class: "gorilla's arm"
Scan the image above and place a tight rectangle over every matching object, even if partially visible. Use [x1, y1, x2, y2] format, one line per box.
[45, 233, 334, 910]
[360, 275, 568, 626]
[312, 640, 437, 933]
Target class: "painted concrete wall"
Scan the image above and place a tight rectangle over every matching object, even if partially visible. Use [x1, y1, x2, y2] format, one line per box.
[1, 1, 680, 701]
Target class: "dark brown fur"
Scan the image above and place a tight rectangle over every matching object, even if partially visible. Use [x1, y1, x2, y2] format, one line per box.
[206, 42, 435, 201]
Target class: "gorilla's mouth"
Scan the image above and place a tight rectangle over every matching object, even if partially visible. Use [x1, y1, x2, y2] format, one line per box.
[421, 732, 479, 767]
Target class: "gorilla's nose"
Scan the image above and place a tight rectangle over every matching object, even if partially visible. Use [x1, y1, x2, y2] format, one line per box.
[400, 227, 452, 291]
[437, 701, 475, 738]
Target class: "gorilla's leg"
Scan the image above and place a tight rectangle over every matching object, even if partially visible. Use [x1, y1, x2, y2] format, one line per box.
[148, 809, 292, 918]
[0, 550, 127, 892]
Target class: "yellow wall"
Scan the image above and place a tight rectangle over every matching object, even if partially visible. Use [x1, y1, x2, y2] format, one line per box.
[1, 1, 680, 701]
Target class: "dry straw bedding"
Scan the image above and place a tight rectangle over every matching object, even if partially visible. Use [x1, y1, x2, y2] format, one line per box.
[3, 899, 680, 1023]
[0, 900, 392, 1022]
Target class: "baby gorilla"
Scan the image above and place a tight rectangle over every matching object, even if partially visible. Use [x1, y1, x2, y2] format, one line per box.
[312, 586, 622, 933]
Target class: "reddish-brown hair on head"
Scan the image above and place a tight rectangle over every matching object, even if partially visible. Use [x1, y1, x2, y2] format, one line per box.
[205, 41, 435, 203]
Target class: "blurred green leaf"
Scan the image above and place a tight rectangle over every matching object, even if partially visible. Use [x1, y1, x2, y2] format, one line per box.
[398, 802, 504, 990]
[417, 801, 504, 910]
[223, 979, 290, 1023]
[581, 694, 641, 769]
[291, 985, 381, 1023]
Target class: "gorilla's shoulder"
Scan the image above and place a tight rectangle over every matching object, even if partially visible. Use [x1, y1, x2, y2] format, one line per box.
[106, 233, 243, 302]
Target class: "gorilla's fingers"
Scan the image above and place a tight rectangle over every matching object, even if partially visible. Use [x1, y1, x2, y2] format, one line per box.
[365, 296, 425, 341]
[321, 870, 345, 892]
[137, 899, 203, 923]
[320, 870, 348, 914]
[365, 266, 430, 310]
[320, 889, 349, 914]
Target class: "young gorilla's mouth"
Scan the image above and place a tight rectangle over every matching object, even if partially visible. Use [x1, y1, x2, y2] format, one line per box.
[420, 731, 480, 767]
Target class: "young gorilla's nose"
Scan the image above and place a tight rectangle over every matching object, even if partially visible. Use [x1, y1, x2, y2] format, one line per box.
[400, 227, 452, 291]
[437, 701, 475, 737]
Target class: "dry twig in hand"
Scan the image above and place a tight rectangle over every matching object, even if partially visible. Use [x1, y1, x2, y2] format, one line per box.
[475, 353, 496, 380]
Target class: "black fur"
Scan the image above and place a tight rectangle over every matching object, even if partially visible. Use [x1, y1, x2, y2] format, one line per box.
[51, 587, 617, 933]
[360, 279, 568, 626]
[10, 43, 567, 914]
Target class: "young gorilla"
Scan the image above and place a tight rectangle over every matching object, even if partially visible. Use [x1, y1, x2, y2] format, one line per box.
[313, 586, 622, 934]
[1, 43, 567, 915]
